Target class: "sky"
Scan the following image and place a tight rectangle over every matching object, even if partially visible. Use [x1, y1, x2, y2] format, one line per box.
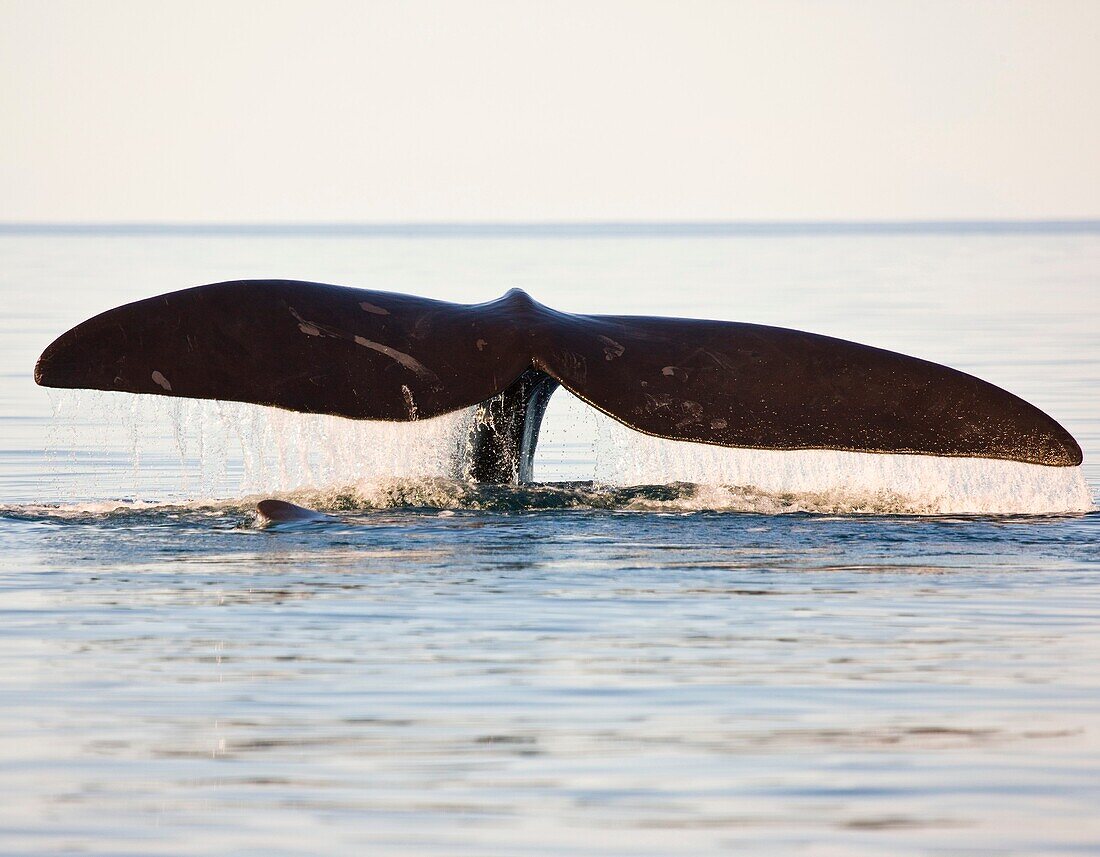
[1, 0, 1098, 223]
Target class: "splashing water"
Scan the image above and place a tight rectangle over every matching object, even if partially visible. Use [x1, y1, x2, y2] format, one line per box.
[44, 389, 469, 493]
[598, 418, 1093, 515]
[40, 389, 1093, 515]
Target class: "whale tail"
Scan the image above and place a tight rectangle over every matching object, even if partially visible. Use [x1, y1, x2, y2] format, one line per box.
[34, 280, 1082, 481]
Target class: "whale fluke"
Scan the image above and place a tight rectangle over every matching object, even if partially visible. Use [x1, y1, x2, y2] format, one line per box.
[34, 280, 1082, 475]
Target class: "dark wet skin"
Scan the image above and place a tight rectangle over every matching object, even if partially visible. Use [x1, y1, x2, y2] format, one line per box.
[34, 280, 1082, 480]
[256, 499, 332, 524]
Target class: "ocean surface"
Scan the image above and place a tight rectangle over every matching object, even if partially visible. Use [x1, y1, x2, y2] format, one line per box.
[0, 224, 1097, 855]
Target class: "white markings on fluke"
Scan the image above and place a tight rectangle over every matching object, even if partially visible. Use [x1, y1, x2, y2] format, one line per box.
[675, 400, 704, 429]
[598, 335, 625, 361]
[359, 301, 390, 316]
[353, 336, 436, 380]
[287, 306, 439, 383]
[151, 371, 172, 391]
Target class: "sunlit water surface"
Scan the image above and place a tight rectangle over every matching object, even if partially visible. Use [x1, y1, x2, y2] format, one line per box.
[1, 226, 1098, 855]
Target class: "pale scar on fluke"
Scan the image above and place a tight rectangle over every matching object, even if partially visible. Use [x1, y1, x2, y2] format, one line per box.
[288, 305, 439, 382]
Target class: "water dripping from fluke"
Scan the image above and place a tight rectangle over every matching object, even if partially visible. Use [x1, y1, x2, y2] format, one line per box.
[36, 390, 1093, 517]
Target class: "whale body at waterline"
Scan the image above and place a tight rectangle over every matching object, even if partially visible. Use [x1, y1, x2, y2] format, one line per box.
[34, 280, 1082, 482]
[256, 499, 333, 525]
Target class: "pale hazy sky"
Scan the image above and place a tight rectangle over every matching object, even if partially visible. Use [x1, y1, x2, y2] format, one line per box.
[2, 0, 1098, 223]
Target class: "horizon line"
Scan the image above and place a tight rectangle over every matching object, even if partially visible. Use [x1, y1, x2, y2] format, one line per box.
[2, 219, 1099, 237]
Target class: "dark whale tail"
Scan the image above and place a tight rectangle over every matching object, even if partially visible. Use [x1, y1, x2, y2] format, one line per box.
[34, 280, 1082, 481]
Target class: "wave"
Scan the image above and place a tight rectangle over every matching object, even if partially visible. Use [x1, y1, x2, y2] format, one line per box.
[5, 472, 1093, 521]
[285, 466, 1097, 515]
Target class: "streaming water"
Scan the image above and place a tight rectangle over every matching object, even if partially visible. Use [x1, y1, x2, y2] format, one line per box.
[0, 226, 1098, 855]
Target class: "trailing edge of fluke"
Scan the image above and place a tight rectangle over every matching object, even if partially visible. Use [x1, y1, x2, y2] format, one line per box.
[34, 280, 1082, 479]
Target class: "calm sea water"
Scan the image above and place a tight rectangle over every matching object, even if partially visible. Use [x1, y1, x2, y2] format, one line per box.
[1, 225, 1098, 855]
